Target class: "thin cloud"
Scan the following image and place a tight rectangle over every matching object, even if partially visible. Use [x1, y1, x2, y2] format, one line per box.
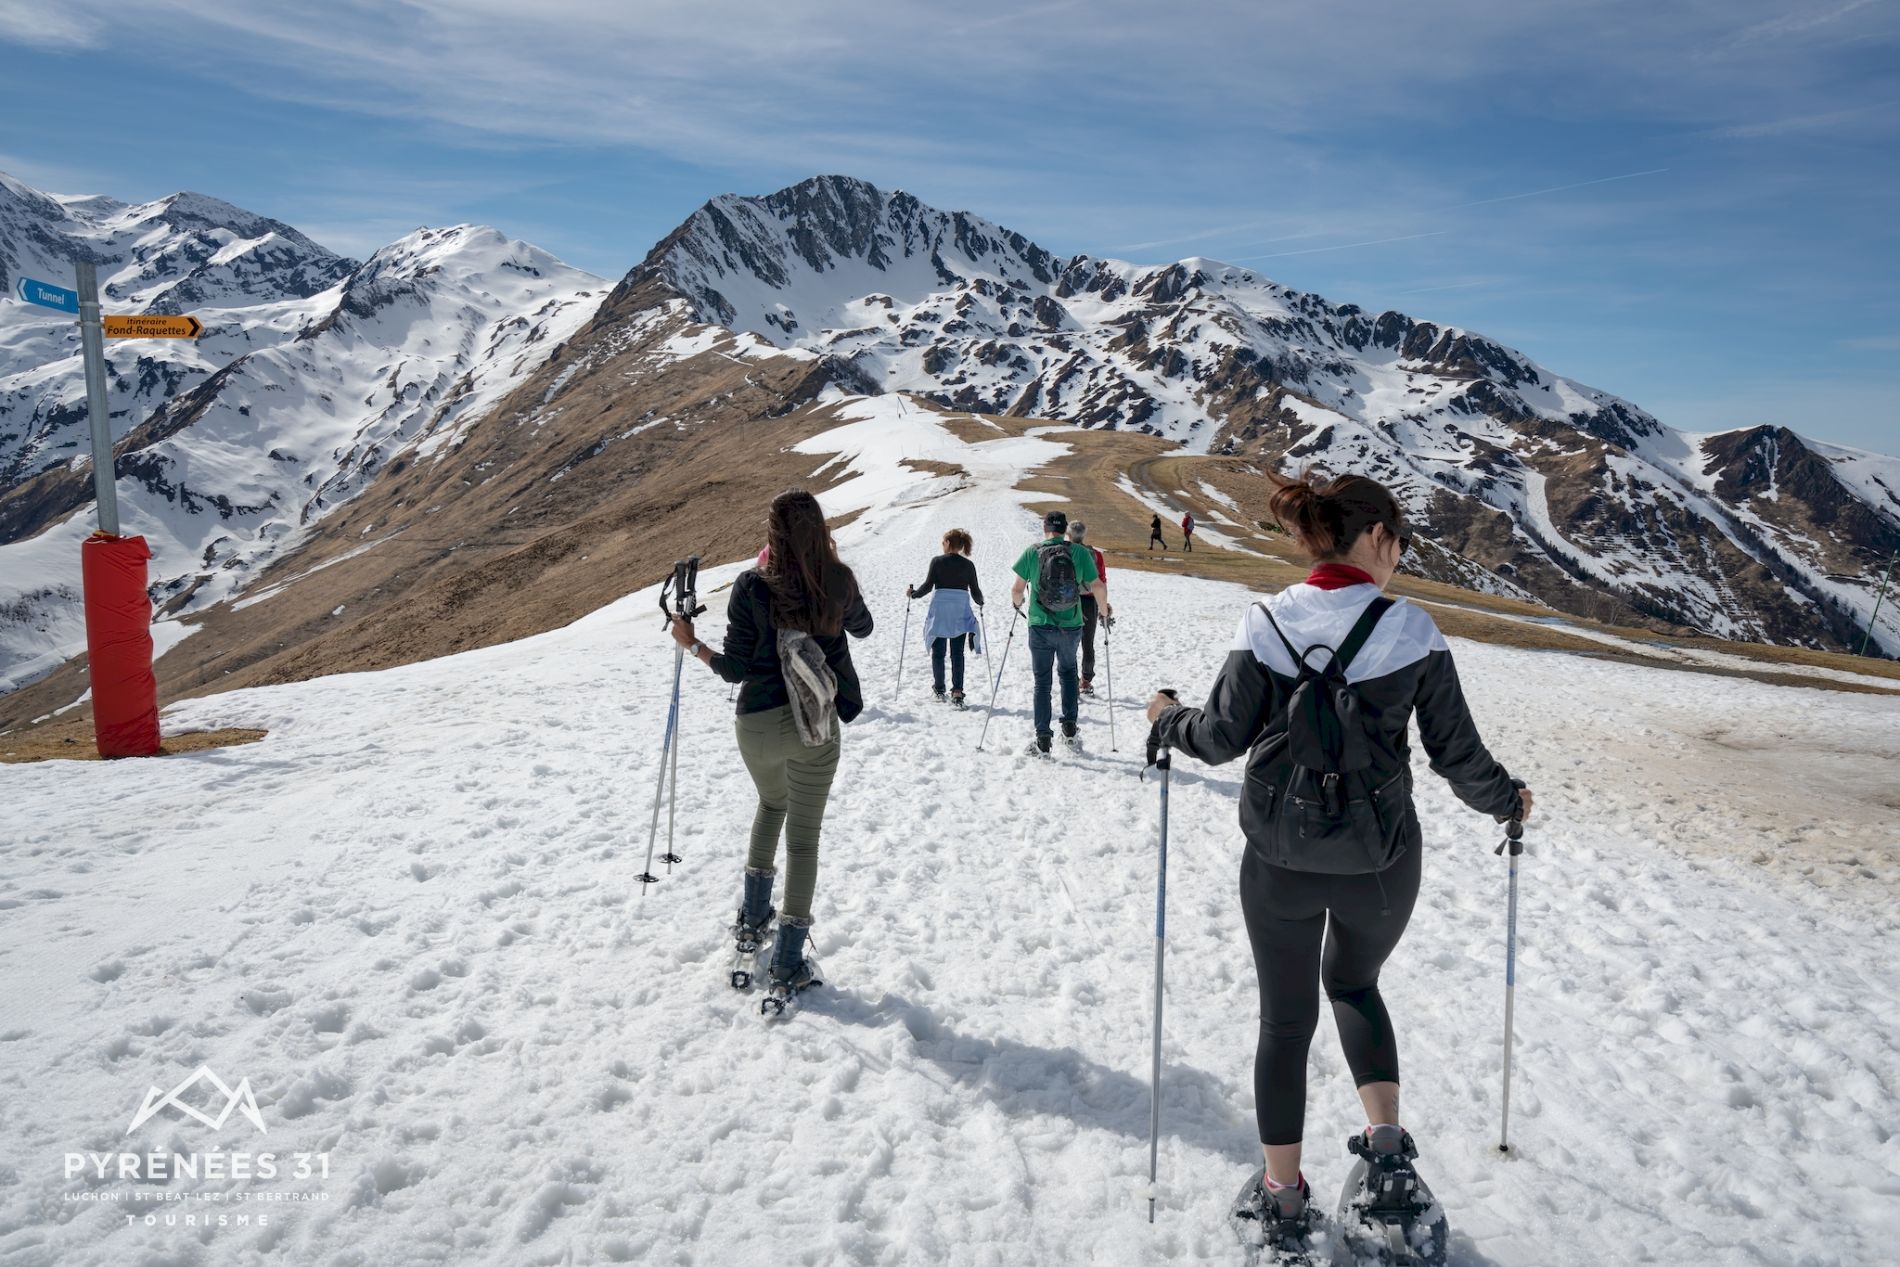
[1842, 334, 1900, 352]
[0, 2, 102, 48]
[1724, 0, 1878, 47]
[1108, 219, 1275, 254]
[963, 0, 1087, 33]
[1388, 278, 1501, 297]
[1713, 107, 1882, 139]
[1230, 231, 1449, 262]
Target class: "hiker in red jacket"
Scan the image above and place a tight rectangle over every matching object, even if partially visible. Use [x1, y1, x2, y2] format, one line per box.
[1066, 521, 1111, 693]
[1181, 511, 1196, 552]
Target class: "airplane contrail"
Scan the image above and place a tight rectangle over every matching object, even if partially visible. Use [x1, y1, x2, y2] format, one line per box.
[1447, 168, 1669, 211]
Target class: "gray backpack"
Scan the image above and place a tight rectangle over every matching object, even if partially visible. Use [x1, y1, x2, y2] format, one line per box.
[777, 628, 837, 747]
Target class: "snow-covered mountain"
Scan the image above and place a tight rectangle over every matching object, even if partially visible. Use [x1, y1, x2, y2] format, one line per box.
[0, 172, 358, 488]
[0, 170, 1893, 701]
[624, 175, 1900, 654]
[0, 172, 605, 690]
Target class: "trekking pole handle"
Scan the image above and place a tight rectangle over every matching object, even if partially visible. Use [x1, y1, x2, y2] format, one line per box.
[662, 557, 707, 627]
[1143, 690, 1177, 776]
[657, 566, 679, 629]
[1493, 778, 1527, 856]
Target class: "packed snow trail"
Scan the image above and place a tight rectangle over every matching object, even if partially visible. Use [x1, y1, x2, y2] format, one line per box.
[1, 398, 1896, 1266]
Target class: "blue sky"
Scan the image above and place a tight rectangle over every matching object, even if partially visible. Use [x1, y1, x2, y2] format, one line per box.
[3, 0, 1895, 452]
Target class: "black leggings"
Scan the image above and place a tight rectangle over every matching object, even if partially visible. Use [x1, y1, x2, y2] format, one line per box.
[930, 634, 967, 693]
[1239, 844, 1421, 1145]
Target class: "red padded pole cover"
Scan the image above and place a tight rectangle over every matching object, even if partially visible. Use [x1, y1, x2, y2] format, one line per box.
[81, 533, 160, 758]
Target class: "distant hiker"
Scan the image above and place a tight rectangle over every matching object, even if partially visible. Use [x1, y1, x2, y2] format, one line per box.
[1149, 513, 1166, 551]
[1010, 509, 1108, 754]
[1144, 469, 1533, 1259]
[1066, 520, 1110, 694]
[908, 528, 985, 707]
[1181, 510, 1195, 552]
[668, 488, 873, 996]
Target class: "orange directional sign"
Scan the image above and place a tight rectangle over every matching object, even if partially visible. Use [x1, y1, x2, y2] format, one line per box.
[102, 314, 203, 339]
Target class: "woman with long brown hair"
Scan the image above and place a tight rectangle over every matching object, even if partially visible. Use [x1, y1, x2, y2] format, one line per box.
[669, 488, 872, 995]
[1144, 468, 1533, 1260]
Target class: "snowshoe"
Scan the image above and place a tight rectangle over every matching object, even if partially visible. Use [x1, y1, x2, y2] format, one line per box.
[1231, 1168, 1328, 1265]
[1331, 1129, 1448, 1266]
[761, 957, 821, 1015]
[1080, 678, 1095, 695]
[728, 910, 775, 990]
[932, 687, 948, 704]
[950, 689, 967, 710]
[761, 921, 822, 1017]
[1061, 722, 1081, 752]
[1026, 734, 1053, 757]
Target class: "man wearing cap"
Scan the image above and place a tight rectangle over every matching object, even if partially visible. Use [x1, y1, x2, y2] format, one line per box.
[1066, 520, 1110, 694]
[1010, 510, 1108, 754]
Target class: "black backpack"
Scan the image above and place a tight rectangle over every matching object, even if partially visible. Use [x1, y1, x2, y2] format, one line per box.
[1254, 596, 1408, 874]
[1035, 540, 1080, 613]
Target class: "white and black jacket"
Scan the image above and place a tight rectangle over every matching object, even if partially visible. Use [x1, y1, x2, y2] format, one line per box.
[1154, 582, 1520, 868]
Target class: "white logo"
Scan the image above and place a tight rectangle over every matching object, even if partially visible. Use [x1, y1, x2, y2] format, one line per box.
[127, 1067, 267, 1136]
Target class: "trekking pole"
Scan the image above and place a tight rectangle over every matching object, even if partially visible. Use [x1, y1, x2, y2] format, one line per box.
[662, 556, 701, 875]
[638, 559, 703, 895]
[1859, 547, 1896, 656]
[1104, 615, 1118, 751]
[895, 593, 914, 695]
[976, 606, 1023, 751]
[1141, 689, 1178, 1223]
[1495, 807, 1526, 1152]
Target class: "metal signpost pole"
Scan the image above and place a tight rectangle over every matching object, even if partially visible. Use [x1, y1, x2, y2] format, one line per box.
[74, 260, 120, 535]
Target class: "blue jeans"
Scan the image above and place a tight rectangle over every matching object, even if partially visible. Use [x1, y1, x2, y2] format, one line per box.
[1028, 624, 1081, 737]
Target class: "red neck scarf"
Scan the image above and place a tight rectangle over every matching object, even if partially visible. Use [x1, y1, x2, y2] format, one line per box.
[1306, 563, 1377, 590]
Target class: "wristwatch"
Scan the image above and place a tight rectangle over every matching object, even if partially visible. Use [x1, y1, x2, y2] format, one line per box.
[687, 641, 704, 659]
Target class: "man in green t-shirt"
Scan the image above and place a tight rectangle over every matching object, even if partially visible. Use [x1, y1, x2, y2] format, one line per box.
[1010, 509, 1110, 754]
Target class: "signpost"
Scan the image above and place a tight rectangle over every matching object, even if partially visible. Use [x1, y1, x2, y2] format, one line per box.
[15, 275, 81, 314]
[17, 260, 178, 757]
[103, 314, 203, 339]
[74, 261, 122, 536]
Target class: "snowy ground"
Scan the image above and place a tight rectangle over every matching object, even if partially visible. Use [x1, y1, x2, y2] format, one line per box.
[1, 399, 1896, 1266]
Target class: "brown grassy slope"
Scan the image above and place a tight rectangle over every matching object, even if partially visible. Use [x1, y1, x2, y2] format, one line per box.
[956, 414, 1900, 695]
[0, 305, 858, 739]
[0, 728, 265, 765]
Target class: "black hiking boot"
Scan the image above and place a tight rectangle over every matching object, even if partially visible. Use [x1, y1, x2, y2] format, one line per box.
[1348, 1125, 1425, 1214]
[1028, 733, 1053, 757]
[730, 867, 776, 950]
[1232, 1170, 1321, 1264]
[1336, 1126, 1449, 1266]
[932, 687, 947, 704]
[950, 689, 966, 710]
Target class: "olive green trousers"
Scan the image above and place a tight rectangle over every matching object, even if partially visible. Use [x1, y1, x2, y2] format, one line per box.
[734, 705, 840, 921]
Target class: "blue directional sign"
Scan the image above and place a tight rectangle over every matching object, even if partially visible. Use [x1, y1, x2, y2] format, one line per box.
[13, 276, 80, 314]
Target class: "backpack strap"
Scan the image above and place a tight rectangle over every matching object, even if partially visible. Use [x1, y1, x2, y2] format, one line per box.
[1253, 601, 1306, 673]
[1333, 597, 1395, 673]
[1253, 596, 1393, 676]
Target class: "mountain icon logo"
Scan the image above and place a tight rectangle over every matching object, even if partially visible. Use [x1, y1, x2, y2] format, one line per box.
[126, 1066, 268, 1136]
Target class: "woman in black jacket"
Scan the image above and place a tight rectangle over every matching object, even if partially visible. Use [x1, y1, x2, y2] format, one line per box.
[669, 489, 872, 989]
[1145, 469, 1533, 1256]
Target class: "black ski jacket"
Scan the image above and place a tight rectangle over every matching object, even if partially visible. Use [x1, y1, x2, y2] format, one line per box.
[709, 568, 874, 720]
[1153, 582, 1519, 866]
[910, 553, 985, 606]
